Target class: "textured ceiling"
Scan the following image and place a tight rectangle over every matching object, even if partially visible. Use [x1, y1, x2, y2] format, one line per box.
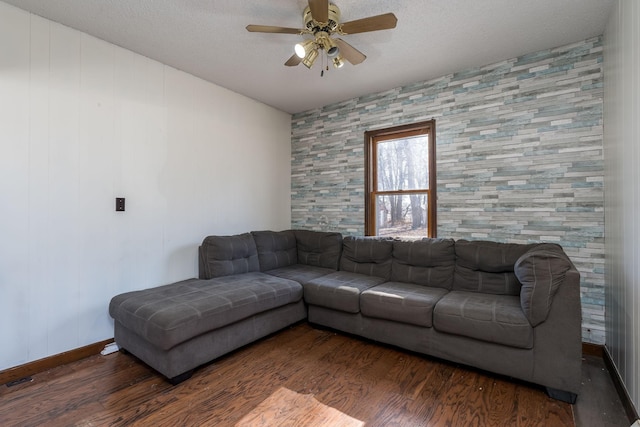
[1, 0, 615, 114]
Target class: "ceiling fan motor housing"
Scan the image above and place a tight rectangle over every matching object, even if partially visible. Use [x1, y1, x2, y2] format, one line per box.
[303, 4, 341, 34]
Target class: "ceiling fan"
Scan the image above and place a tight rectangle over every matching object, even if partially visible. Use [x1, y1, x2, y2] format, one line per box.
[246, 0, 397, 72]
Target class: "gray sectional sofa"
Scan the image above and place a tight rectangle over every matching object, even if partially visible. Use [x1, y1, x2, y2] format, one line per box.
[109, 229, 582, 403]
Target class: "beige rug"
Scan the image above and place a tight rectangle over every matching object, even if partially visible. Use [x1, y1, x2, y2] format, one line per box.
[236, 387, 364, 427]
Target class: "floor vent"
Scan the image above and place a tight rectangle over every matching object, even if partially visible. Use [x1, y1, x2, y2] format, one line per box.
[6, 377, 33, 387]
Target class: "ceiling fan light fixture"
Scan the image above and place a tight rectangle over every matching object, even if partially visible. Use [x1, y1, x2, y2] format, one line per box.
[302, 48, 319, 69]
[325, 37, 340, 57]
[247, 2, 398, 73]
[295, 39, 315, 58]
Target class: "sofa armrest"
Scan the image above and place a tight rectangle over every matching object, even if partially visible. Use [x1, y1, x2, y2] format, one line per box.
[514, 246, 574, 327]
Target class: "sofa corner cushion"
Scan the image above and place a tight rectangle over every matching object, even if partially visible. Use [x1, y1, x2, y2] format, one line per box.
[340, 236, 394, 279]
[361, 282, 449, 327]
[433, 291, 533, 349]
[303, 271, 386, 313]
[251, 230, 298, 271]
[453, 240, 539, 295]
[515, 246, 573, 327]
[294, 230, 343, 270]
[109, 273, 303, 351]
[391, 238, 456, 289]
[200, 233, 260, 278]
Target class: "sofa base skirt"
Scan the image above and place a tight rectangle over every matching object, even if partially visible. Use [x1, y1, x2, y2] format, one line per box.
[115, 301, 307, 380]
[307, 305, 580, 398]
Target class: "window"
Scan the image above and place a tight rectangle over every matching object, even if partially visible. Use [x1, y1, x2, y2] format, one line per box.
[365, 120, 436, 238]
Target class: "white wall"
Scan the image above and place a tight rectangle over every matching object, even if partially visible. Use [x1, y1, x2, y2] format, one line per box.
[0, 3, 292, 371]
[604, 0, 640, 414]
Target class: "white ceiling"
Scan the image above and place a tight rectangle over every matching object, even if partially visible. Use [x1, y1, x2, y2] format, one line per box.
[1, 0, 614, 114]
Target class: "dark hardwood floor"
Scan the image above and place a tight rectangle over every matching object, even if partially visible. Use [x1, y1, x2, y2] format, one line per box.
[0, 323, 630, 426]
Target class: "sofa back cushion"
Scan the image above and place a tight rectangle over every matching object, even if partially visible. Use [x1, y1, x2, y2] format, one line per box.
[295, 230, 343, 270]
[199, 233, 260, 278]
[251, 230, 298, 271]
[340, 236, 394, 279]
[453, 240, 539, 295]
[515, 244, 573, 326]
[391, 238, 456, 289]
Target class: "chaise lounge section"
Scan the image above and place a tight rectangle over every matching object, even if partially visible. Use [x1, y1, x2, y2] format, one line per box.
[109, 229, 581, 402]
[109, 230, 341, 383]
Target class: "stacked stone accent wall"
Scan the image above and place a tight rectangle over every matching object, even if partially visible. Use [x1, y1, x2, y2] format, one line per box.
[291, 37, 604, 343]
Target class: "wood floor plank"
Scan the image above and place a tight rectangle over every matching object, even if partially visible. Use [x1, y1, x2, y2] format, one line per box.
[237, 387, 364, 427]
[369, 358, 457, 425]
[385, 351, 452, 399]
[0, 324, 598, 426]
[483, 378, 519, 426]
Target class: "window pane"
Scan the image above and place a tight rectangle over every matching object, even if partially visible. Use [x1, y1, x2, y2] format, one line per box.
[375, 193, 428, 239]
[376, 135, 429, 191]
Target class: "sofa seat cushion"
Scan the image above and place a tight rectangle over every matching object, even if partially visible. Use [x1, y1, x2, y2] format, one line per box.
[303, 271, 386, 313]
[109, 273, 303, 351]
[433, 291, 533, 349]
[361, 282, 449, 327]
[266, 264, 336, 286]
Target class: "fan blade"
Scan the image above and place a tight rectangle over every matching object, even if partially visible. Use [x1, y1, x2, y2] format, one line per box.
[285, 54, 302, 67]
[334, 39, 366, 65]
[308, 0, 329, 23]
[340, 13, 398, 34]
[246, 25, 302, 34]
